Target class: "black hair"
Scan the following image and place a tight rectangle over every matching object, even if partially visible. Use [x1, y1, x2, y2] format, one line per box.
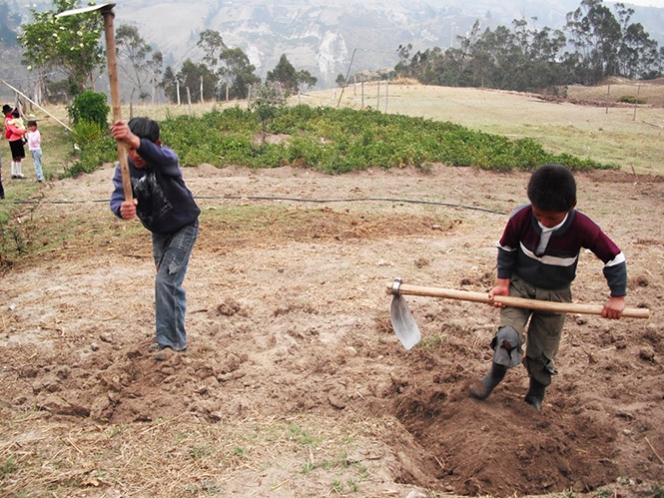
[527, 164, 577, 212]
[27, 120, 37, 127]
[128, 117, 160, 143]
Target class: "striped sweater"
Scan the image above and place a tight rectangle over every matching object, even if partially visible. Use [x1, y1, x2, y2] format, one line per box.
[496, 204, 627, 296]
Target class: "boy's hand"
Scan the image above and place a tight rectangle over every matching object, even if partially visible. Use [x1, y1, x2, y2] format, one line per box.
[602, 296, 625, 319]
[120, 199, 138, 220]
[111, 120, 140, 149]
[488, 278, 511, 308]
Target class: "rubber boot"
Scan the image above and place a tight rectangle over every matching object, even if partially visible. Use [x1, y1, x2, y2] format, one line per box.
[11, 161, 16, 178]
[524, 377, 547, 412]
[16, 161, 25, 179]
[470, 362, 507, 400]
[0, 175, 4, 199]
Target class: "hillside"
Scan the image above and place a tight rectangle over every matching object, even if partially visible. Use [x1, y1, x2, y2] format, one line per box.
[103, 0, 664, 89]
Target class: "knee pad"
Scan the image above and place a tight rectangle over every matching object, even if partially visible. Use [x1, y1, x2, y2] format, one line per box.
[491, 326, 522, 368]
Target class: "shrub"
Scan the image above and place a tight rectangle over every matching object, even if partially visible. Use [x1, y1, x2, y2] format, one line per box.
[617, 95, 647, 105]
[63, 120, 116, 178]
[67, 90, 110, 127]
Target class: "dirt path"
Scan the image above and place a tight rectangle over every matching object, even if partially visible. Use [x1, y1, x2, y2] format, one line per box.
[1, 163, 663, 497]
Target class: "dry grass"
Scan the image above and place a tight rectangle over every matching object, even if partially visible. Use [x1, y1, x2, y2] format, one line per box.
[0, 411, 394, 497]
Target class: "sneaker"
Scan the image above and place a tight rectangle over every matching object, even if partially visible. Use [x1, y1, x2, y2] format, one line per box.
[11, 175, 17, 179]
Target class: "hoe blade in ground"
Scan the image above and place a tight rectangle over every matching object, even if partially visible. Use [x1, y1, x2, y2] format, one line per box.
[390, 295, 421, 350]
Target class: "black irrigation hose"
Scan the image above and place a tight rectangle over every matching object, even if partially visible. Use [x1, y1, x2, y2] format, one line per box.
[1, 195, 507, 215]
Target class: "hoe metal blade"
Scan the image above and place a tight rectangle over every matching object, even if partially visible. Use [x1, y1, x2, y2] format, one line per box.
[55, 3, 116, 17]
[389, 278, 421, 350]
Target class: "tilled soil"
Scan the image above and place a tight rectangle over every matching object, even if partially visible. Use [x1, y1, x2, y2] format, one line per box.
[1, 163, 663, 497]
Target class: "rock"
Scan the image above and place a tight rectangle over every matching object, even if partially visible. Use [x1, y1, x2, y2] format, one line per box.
[328, 390, 346, 409]
[639, 346, 655, 362]
[90, 394, 113, 421]
[99, 333, 114, 343]
[405, 491, 427, 498]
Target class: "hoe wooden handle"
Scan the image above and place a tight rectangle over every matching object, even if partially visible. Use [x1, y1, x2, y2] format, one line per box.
[388, 283, 651, 319]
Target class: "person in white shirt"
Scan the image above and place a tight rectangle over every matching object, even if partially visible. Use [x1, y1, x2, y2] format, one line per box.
[27, 120, 44, 183]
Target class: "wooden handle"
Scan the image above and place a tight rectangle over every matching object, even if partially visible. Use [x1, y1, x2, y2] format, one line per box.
[103, 9, 132, 202]
[387, 283, 651, 319]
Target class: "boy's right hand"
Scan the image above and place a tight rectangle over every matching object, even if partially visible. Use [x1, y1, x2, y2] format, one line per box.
[120, 199, 138, 220]
[488, 278, 511, 308]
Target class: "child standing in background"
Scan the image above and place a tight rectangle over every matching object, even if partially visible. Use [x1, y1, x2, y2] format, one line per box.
[27, 121, 44, 183]
[3, 104, 26, 180]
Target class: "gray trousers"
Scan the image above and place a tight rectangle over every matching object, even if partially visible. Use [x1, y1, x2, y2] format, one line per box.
[499, 273, 572, 386]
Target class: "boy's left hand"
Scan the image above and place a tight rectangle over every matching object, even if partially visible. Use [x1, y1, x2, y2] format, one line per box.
[602, 296, 625, 319]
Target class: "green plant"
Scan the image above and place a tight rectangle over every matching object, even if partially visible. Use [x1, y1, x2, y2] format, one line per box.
[232, 446, 247, 457]
[0, 456, 19, 476]
[67, 90, 110, 127]
[288, 423, 322, 446]
[651, 484, 664, 498]
[63, 120, 116, 178]
[617, 95, 647, 105]
[419, 334, 448, 349]
[189, 444, 214, 461]
[66, 102, 619, 176]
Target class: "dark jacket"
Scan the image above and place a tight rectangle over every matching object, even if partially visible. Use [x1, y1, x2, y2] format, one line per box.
[110, 139, 200, 234]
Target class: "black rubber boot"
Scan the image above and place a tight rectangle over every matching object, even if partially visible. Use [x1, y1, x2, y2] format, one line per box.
[524, 377, 547, 412]
[470, 362, 507, 400]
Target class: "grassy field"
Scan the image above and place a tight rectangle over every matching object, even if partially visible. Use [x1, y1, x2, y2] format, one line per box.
[300, 81, 664, 177]
[3, 81, 662, 196]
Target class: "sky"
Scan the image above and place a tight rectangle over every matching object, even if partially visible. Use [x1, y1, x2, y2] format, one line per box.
[607, 0, 664, 7]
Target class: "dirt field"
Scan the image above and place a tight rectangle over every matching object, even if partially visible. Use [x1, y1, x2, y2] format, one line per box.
[0, 157, 662, 497]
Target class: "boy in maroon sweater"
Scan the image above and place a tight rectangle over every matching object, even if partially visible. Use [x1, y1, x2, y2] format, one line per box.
[470, 164, 627, 411]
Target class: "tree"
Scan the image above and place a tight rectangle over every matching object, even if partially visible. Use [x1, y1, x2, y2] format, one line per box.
[146, 51, 164, 104]
[197, 29, 226, 70]
[177, 59, 218, 102]
[249, 82, 285, 150]
[115, 24, 159, 102]
[219, 47, 261, 100]
[565, 0, 622, 84]
[160, 65, 179, 103]
[0, 2, 19, 47]
[266, 54, 317, 95]
[195, 30, 260, 100]
[19, 0, 105, 96]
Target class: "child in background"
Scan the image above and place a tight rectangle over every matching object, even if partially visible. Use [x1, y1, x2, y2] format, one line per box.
[3, 105, 26, 179]
[0, 150, 4, 199]
[27, 121, 44, 183]
[9, 109, 26, 134]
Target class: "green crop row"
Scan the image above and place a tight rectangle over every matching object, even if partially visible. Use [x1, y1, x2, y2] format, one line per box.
[68, 104, 618, 177]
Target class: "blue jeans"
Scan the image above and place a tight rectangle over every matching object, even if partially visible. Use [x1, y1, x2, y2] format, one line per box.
[31, 149, 44, 181]
[152, 220, 199, 350]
